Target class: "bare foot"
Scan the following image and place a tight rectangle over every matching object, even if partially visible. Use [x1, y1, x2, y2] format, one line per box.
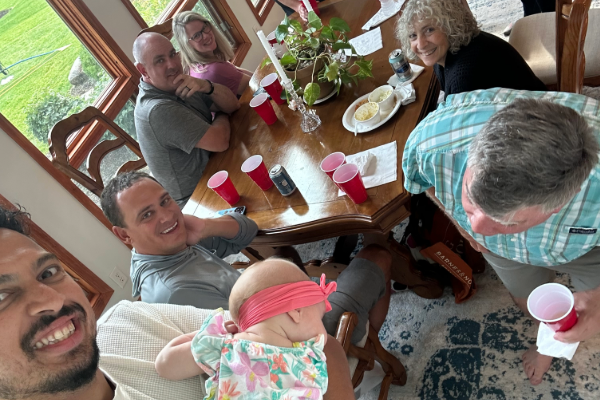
[521, 345, 553, 385]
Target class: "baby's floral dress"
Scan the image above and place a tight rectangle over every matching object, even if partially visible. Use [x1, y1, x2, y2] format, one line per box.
[191, 309, 328, 400]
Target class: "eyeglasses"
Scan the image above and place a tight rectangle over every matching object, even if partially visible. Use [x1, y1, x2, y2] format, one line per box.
[189, 22, 212, 43]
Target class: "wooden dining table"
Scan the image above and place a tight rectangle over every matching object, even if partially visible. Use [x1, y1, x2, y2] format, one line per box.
[183, 0, 439, 257]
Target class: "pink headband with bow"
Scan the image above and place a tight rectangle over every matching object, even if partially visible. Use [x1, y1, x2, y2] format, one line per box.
[237, 274, 337, 332]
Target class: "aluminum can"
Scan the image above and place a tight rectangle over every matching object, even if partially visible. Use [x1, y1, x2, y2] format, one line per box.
[269, 164, 297, 196]
[389, 49, 412, 82]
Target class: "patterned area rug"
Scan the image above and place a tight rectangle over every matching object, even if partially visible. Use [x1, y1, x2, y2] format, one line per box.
[225, 2, 600, 398]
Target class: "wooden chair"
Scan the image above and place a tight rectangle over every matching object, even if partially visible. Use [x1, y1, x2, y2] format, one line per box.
[139, 18, 173, 39]
[335, 312, 407, 399]
[509, 0, 599, 93]
[49, 107, 146, 197]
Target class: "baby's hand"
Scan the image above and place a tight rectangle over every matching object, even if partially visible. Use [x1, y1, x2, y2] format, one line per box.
[225, 321, 239, 334]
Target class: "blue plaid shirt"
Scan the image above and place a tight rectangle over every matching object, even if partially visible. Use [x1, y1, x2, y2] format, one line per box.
[403, 88, 600, 266]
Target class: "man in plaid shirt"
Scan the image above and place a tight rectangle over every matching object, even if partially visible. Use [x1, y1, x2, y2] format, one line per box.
[403, 88, 600, 385]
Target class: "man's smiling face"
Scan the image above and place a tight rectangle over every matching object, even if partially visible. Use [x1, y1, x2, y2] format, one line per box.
[0, 230, 99, 397]
[112, 178, 188, 256]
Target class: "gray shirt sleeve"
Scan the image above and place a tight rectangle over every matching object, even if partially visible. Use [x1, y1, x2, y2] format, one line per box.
[149, 101, 211, 154]
[168, 287, 230, 310]
[197, 213, 258, 259]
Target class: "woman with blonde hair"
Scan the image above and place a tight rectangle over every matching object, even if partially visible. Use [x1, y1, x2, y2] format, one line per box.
[173, 11, 253, 97]
[396, 0, 545, 99]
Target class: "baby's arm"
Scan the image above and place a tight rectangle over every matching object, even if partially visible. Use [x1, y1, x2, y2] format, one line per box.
[155, 330, 203, 380]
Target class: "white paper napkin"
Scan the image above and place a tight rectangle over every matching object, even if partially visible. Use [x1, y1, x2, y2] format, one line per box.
[536, 323, 579, 360]
[387, 64, 424, 87]
[395, 83, 416, 105]
[362, 1, 406, 31]
[349, 27, 383, 56]
[338, 142, 397, 196]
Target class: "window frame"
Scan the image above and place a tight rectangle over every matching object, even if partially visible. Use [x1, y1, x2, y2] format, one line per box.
[120, 0, 252, 66]
[0, 0, 140, 228]
[244, 0, 275, 26]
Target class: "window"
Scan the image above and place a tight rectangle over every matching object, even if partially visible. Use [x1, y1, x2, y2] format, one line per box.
[245, 0, 275, 25]
[0, 0, 140, 229]
[121, 0, 252, 66]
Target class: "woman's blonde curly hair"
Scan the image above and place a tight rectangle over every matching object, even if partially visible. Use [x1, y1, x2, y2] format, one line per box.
[395, 0, 480, 61]
[172, 11, 235, 73]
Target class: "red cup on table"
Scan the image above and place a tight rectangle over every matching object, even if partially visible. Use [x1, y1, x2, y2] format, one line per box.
[527, 283, 578, 332]
[266, 30, 282, 45]
[250, 93, 278, 125]
[333, 163, 368, 204]
[320, 152, 346, 179]
[260, 73, 286, 105]
[207, 170, 240, 206]
[241, 155, 273, 190]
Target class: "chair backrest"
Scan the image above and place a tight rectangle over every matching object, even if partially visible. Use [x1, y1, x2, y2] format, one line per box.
[139, 18, 173, 39]
[556, 0, 592, 92]
[49, 107, 146, 197]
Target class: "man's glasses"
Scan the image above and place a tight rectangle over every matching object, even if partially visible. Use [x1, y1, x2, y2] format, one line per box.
[189, 22, 212, 43]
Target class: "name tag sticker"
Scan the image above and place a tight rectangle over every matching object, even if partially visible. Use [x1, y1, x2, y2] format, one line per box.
[568, 227, 598, 234]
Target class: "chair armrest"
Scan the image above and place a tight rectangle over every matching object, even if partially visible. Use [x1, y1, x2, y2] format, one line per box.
[334, 312, 358, 353]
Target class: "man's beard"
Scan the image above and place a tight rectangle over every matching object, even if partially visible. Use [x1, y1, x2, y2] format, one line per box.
[0, 303, 100, 399]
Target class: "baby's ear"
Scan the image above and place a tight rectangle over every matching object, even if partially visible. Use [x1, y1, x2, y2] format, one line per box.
[286, 309, 302, 324]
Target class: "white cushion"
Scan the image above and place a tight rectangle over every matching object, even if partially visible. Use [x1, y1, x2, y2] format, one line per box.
[509, 9, 600, 85]
[97, 301, 212, 400]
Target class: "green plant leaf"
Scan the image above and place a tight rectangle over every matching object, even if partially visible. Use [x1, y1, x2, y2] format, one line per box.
[303, 82, 320, 106]
[275, 25, 289, 43]
[325, 61, 339, 81]
[306, 27, 316, 34]
[332, 41, 352, 51]
[329, 17, 350, 32]
[290, 19, 303, 33]
[340, 70, 352, 85]
[320, 26, 335, 41]
[283, 15, 290, 26]
[308, 11, 322, 29]
[353, 59, 374, 79]
[309, 37, 320, 48]
[280, 53, 297, 66]
[260, 57, 272, 69]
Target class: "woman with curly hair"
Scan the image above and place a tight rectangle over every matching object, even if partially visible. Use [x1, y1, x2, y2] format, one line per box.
[396, 0, 546, 99]
[173, 11, 253, 97]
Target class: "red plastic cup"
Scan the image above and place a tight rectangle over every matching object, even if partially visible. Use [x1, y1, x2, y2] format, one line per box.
[260, 73, 286, 105]
[333, 163, 368, 204]
[250, 93, 278, 125]
[207, 171, 240, 206]
[320, 152, 346, 179]
[266, 30, 282, 45]
[241, 155, 273, 190]
[527, 283, 578, 332]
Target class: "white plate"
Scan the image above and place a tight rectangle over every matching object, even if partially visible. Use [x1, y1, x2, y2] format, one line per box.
[342, 91, 401, 133]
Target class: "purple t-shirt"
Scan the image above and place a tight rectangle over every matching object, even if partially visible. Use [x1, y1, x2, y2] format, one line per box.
[189, 61, 242, 96]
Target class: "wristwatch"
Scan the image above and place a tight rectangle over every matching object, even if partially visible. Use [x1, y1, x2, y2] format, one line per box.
[205, 79, 214, 95]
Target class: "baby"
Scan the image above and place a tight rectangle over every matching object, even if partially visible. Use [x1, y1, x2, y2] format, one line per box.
[155, 258, 337, 400]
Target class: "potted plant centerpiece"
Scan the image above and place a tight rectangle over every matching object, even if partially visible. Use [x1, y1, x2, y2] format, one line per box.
[262, 12, 373, 106]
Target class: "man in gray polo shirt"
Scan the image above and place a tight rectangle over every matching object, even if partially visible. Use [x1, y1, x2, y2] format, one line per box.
[133, 32, 240, 206]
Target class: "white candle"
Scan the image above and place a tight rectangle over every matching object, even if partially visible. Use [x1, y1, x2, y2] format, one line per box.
[301, 0, 314, 13]
[257, 30, 292, 86]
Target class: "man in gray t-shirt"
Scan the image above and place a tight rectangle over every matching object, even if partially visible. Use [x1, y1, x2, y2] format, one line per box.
[101, 171, 257, 309]
[132, 32, 239, 206]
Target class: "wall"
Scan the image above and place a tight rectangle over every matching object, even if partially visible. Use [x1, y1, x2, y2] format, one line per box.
[0, 128, 135, 312]
[81, 0, 285, 70]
